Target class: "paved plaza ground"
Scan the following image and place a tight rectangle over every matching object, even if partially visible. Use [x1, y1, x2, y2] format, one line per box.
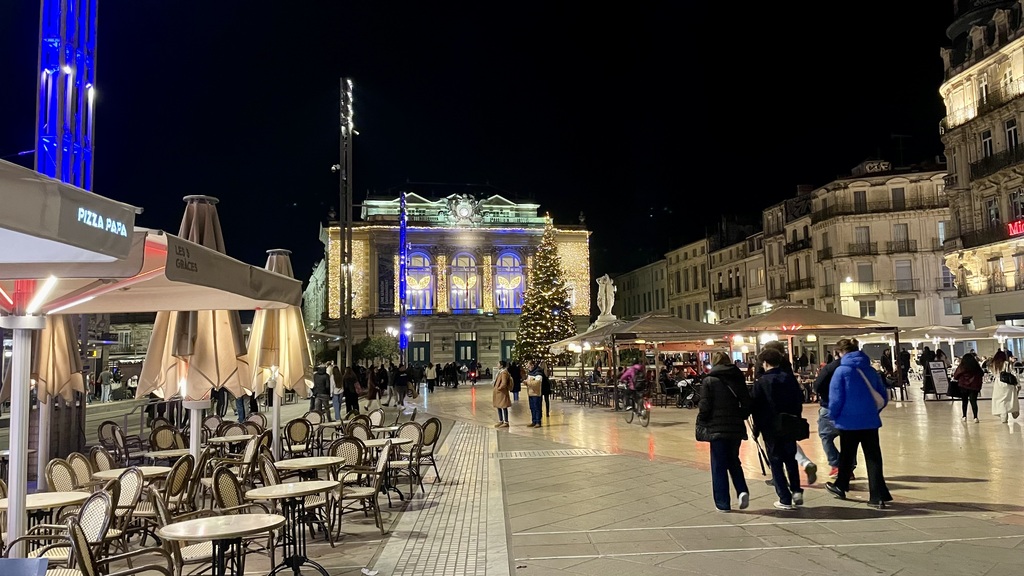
[6, 381, 1024, 575]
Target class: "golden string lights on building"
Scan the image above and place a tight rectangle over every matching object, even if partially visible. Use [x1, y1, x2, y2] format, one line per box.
[435, 254, 449, 314]
[482, 253, 494, 313]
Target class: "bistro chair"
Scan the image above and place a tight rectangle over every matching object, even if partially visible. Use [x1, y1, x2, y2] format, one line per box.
[60, 516, 174, 576]
[89, 446, 116, 473]
[4, 490, 112, 568]
[282, 418, 312, 458]
[134, 454, 194, 546]
[111, 426, 145, 467]
[149, 492, 221, 576]
[387, 422, 425, 497]
[102, 467, 143, 558]
[302, 410, 324, 426]
[242, 421, 263, 437]
[245, 412, 267, 428]
[66, 452, 103, 492]
[45, 459, 78, 493]
[148, 425, 181, 452]
[210, 467, 276, 566]
[186, 447, 214, 512]
[419, 417, 443, 482]
[336, 440, 390, 536]
[367, 408, 385, 428]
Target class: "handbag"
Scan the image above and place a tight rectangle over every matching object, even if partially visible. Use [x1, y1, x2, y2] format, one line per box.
[946, 379, 962, 398]
[774, 412, 810, 440]
[856, 368, 886, 411]
[694, 419, 712, 442]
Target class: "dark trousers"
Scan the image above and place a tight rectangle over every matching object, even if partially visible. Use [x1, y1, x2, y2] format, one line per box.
[834, 428, 891, 503]
[961, 390, 980, 418]
[765, 437, 801, 505]
[709, 438, 748, 511]
[344, 391, 360, 415]
[543, 393, 551, 416]
[529, 396, 542, 424]
[314, 394, 332, 420]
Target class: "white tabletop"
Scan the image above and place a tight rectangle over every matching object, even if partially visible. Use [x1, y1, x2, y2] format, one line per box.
[0, 491, 89, 511]
[0, 449, 37, 458]
[208, 434, 254, 444]
[274, 456, 345, 471]
[371, 426, 399, 434]
[363, 437, 412, 448]
[245, 480, 339, 500]
[93, 466, 172, 480]
[157, 513, 285, 541]
[144, 449, 191, 459]
[315, 421, 347, 429]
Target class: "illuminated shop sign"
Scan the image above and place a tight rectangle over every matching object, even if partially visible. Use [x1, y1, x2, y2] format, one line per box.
[77, 207, 129, 237]
[1009, 219, 1024, 237]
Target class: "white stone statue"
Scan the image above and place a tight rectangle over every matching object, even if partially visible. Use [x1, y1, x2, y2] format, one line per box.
[596, 274, 616, 317]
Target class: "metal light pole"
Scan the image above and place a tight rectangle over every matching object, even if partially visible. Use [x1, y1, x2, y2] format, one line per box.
[399, 192, 409, 365]
[338, 78, 355, 367]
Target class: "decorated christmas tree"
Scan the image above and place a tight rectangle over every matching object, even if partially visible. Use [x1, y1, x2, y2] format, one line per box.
[513, 218, 577, 361]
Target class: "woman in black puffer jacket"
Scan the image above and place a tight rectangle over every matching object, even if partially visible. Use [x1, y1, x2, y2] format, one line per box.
[697, 351, 753, 512]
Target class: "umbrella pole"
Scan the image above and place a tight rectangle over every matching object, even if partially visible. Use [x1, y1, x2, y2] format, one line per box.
[7, 326, 35, 557]
[272, 389, 282, 460]
[183, 400, 206, 461]
[36, 393, 50, 492]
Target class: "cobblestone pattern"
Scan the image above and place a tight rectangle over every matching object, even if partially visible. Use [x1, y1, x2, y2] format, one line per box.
[373, 422, 508, 575]
[491, 449, 614, 459]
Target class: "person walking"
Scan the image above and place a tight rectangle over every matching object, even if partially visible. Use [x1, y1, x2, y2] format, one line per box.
[425, 362, 437, 393]
[919, 346, 936, 393]
[378, 363, 392, 406]
[98, 366, 113, 403]
[814, 343, 856, 480]
[493, 360, 512, 427]
[824, 338, 893, 509]
[394, 364, 411, 407]
[541, 361, 553, 417]
[342, 366, 361, 417]
[330, 361, 345, 421]
[990, 355, 1021, 423]
[880, 349, 894, 378]
[898, 347, 912, 385]
[751, 347, 806, 510]
[234, 391, 248, 423]
[364, 364, 381, 412]
[695, 351, 752, 512]
[312, 363, 332, 420]
[756, 340, 818, 484]
[952, 352, 984, 422]
[526, 368, 543, 427]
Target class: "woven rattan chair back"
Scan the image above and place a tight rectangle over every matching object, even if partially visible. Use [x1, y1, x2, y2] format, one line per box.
[347, 421, 372, 442]
[217, 421, 248, 438]
[348, 414, 371, 430]
[246, 412, 267, 428]
[97, 420, 118, 453]
[421, 418, 441, 448]
[89, 445, 116, 472]
[149, 425, 179, 451]
[302, 410, 323, 425]
[0, 478, 7, 498]
[243, 421, 263, 436]
[77, 490, 112, 544]
[285, 418, 311, 446]
[395, 422, 423, 457]
[111, 426, 134, 465]
[115, 467, 144, 524]
[257, 429, 273, 451]
[67, 452, 95, 489]
[368, 408, 385, 428]
[46, 458, 78, 492]
[202, 414, 222, 431]
[257, 454, 280, 487]
[212, 466, 245, 511]
[150, 416, 172, 429]
[65, 517, 100, 576]
[330, 437, 365, 468]
[165, 454, 195, 504]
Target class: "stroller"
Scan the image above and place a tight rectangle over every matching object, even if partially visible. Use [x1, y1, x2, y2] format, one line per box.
[676, 375, 702, 408]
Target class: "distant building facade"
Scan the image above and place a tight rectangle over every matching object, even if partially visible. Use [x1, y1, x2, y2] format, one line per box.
[611, 260, 668, 318]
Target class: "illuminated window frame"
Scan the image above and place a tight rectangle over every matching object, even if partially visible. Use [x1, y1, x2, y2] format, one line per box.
[494, 252, 524, 313]
[406, 251, 434, 314]
[450, 253, 481, 313]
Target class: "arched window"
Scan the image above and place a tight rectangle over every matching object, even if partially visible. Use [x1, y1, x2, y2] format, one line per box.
[406, 252, 433, 313]
[495, 252, 525, 313]
[450, 253, 480, 312]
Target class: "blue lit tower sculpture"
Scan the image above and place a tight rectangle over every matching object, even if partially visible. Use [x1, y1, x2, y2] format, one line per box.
[398, 192, 409, 363]
[35, 0, 98, 189]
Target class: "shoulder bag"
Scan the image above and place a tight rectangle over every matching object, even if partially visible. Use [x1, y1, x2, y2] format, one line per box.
[766, 379, 810, 441]
[696, 381, 743, 442]
[856, 368, 886, 411]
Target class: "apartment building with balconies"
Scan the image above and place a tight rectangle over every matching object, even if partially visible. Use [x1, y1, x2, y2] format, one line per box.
[763, 202, 789, 305]
[709, 240, 747, 323]
[665, 239, 711, 323]
[939, 0, 1024, 330]
[611, 259, 669, 318]
[743, 232, 768, 316]
[810, 160, 957, 327]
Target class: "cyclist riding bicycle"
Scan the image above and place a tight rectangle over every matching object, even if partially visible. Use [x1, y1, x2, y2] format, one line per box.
[619, 363, 647, 409]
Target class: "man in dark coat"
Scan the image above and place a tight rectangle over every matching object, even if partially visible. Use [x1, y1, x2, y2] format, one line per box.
[312, 364, 332, 419]
[509, 361, 522, 402]
[696, 351, 752, 512]
[918, 346, 936, 393]
[751, 348, 806, 510]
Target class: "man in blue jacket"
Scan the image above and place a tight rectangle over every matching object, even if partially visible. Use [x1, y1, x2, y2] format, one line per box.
[813, 350, 856, 480]
[824, 338, 893, 508]
[751, 348, 806, 510]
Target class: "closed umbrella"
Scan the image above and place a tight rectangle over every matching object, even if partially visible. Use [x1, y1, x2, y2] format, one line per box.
[0, 315, 85, 487]
[247, 249, 313, 457]
[138, 196, 251, 459]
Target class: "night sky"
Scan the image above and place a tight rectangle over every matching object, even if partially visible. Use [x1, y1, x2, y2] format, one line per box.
[1, 1, 954, 289]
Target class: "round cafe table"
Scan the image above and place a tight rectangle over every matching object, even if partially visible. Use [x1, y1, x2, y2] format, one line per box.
[157, 513, 285, 576]
[143, 448, 191, 464]
[93, 465, 172, 482]
[274, 456, 344, 480]
[371, 426, 399, 437]
[207, 434, 255, 445]
[0, 448, 37, 480]
[0, 491, 89, 530]
[245, 480, 339, 576]
[359, 437, 413, 503]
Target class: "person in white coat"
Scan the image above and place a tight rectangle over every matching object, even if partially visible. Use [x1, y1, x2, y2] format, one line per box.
[990, 358, 1021, 423]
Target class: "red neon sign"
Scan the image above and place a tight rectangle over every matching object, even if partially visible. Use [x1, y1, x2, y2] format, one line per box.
[1009, 219, 1024, 237]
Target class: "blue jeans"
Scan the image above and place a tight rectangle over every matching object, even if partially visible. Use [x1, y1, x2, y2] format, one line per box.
[235, 397, 247, 423]
[709, 438, 748, 511]
[765, 438, 800, 505]
[332, 393, 343, 421]
[528, 396, 542, 424]
[818, 407, 855, 468]
[497, 407, 508, 422]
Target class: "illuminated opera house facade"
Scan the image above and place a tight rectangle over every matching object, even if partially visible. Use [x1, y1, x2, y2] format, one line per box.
[304, 185, 591, 367]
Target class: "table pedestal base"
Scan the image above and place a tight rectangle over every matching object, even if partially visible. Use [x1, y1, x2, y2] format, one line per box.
[269, 497, 330, 576]
[212, 537, 244, 576]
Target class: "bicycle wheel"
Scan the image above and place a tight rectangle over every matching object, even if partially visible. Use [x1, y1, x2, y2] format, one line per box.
[624, 407, 634, 423]
[639, 406, 650, 427]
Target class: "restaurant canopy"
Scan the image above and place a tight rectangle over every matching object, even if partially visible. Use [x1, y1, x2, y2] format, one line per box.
[0, 228, 302, 315]
[0, 159, 137, 265]
[901, 324, 981, 342]
[549, 313, 724, 354]
[722, 303, 896, 335]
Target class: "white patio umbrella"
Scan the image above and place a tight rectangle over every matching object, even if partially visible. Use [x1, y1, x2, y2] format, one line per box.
[137, 196, 251, 459]
[246, 249, 313, 458]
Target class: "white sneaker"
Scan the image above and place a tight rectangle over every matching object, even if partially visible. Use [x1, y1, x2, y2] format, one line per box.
[773, 501, 797, 511]
[792, 492, 804, 506]
[961, 416, 967, 422]
[738, 492, 749, 510]
[974, 417, 980, 423]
